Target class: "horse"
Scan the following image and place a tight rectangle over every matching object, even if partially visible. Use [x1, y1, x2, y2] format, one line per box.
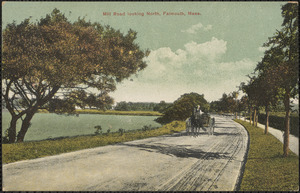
[186, 114, 215, 136]
[185, 117, 192, 136]
[194, 111, 204, 135]
[207, 117, 215, 135]
[185, 115, 198, 136]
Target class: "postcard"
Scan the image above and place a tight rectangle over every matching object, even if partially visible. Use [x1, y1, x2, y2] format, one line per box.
[2, 1, 298, 191]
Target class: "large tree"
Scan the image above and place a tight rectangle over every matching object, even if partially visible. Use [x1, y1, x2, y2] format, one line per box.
[254, 53, 282, 134]
[217, 92, 236, 114]
[238, 95, 249, 120]
[155, 92, 209, 124]
[240, 77, 259, 126]
[231, 91, 239, 119]
[259, 3, 298, 156]
[2, 9, 149, 143]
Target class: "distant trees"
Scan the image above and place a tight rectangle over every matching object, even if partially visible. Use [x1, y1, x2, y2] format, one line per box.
[114, 101, 130, 111]
[232, 91, 239, 119]
[210, 92, 239, 116]
[113, 101, 172, 111]
[240, 76, 265, 127]
[240, 3, 298, 157]
[153, 101, 172, 113]
[155, 93, 209, 124]
[2, 9, 149, 143]
[238, 95, 249, 119]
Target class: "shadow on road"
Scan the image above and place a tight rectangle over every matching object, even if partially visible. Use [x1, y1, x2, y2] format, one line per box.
[215, 126, 237, 129]
[164, 132, 213, 137]
[121, 143, 230, 160]
[215, 121, 232, 124]
[212, 132, 239, 136]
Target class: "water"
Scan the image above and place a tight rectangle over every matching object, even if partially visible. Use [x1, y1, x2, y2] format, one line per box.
[1, 111, 161, 142]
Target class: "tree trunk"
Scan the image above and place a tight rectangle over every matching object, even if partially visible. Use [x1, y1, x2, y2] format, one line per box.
[283, 91, 290, 157]
[8, 115, 18, 143]
[265, 105, 269, 134]
[255, 111, 258, 127]
[16, 111, 36, 142]
[253, 109, 256, 126]
[249, 108, 252, 125]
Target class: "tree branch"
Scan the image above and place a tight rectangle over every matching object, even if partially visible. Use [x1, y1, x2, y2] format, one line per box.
[23, 77, 38, 96]
[13, 81, 31, 107]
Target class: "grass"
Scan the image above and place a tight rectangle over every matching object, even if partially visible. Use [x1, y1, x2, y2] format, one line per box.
[235, 119, 299, 191]
[2, 121, 185, 164]
[37, 109, 162, 116]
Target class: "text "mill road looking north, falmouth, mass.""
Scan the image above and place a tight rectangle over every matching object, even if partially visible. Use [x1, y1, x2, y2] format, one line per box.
[103, 11, 201, 16]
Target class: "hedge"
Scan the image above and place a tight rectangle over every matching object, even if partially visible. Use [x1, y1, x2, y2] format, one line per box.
[257, 114, 299, 137]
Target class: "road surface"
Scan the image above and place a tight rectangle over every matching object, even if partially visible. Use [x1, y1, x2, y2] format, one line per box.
[3, 116, 248, 191]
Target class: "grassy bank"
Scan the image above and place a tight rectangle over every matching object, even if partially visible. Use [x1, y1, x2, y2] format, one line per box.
[37, 109, 162, 116]
[2, 121, 184, 164]
[235, 119, 299, 191]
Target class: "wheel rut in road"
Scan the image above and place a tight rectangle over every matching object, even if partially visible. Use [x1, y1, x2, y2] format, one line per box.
[157, 122, 244, 191]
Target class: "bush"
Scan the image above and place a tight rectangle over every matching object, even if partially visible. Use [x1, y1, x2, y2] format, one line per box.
[142, 125, 152, 131]
[258, 114, 299, 137]
[118, 128, 124, 135]
[155, 92, 209, 124]
[94, 125, 103, 135]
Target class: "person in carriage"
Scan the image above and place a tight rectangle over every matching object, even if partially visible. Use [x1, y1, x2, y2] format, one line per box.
[186, 105, 215, 136]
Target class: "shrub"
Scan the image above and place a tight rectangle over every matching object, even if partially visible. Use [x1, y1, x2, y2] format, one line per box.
[142, 124, 153, 131]
[118, 128, 124, 135]
[94, 125, 103, 135]
[258, 114, 299, 137]
[155, 92, 209, 124]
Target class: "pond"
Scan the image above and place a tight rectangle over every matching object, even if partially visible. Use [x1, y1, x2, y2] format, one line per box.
[1, 111, 161, 142]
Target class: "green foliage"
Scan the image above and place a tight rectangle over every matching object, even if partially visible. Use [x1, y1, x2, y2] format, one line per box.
[2, 121, 185, 164]
[2, 8, 149, 142]
[46, 98, 76, 114]
[249, 3, 298, 156]
[257, 114, 299, 137]
[114, 101, 130, 111]
[153, 101, 172, 113]
[118, 128, 125, 135]
[155, 92, 209, 124]
[210, 91, 240, 114]
[235, 120, 299, 191]
[141, 125, 153, 131]
[114, 101, 172, 112]
[94, 125, 103, 135]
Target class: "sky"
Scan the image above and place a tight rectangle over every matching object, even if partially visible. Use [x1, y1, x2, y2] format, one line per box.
[2, 1, 286, 103]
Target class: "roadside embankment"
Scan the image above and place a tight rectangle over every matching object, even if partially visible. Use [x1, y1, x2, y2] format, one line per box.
[235, 120, 299, 191]
[239, 117, 298, 155]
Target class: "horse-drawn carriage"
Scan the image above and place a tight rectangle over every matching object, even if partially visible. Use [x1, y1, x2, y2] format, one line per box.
[185, 111, 215, 136]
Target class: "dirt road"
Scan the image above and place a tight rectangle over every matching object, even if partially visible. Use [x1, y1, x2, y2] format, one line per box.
[3, 116, 248, 191]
